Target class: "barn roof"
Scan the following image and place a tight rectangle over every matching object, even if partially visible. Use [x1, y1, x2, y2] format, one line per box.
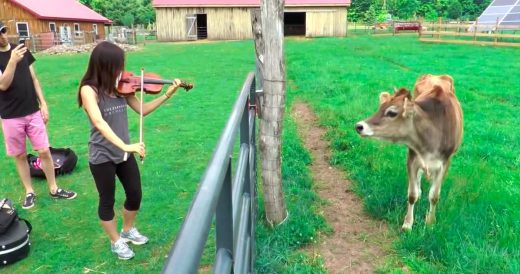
[152, 0, 351, 8]
[11, 0, 112, 24]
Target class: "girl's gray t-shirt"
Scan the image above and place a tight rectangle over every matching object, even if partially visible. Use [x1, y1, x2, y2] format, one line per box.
[88, 91, 130, 164]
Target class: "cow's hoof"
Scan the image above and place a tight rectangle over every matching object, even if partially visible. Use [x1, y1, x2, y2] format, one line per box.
[425, 214, 436, 225]
[401, 223, 413, 232]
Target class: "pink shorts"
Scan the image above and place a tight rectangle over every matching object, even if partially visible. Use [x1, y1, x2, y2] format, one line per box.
[1, 111, 50, 156]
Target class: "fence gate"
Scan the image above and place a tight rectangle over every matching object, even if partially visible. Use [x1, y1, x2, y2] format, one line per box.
[186, 15, 197, 40]
[162, 72, 259, 274]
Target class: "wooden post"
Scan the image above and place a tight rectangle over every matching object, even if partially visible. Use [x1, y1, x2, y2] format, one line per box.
[438, 17, 442, 40]
[251, 0, 288, 226]
[494, 17, 499, 45]
[132, 24, 137, 45]
[473, 18, 478, 43]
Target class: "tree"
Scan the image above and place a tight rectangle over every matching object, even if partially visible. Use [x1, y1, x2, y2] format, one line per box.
[447, 0, 463, 19]
[251, 0, 288, 226]
[121, 14, 135, 27]
[393, 0, 420, 19]
[347, 0, 492, 22]
[79, 0, 155, 25]
[364, 5, 378, 25]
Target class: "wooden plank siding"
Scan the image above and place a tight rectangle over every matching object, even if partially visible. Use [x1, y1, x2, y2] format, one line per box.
[304, 7, 346, 37]
[0, 0, 106, 39]
[155, 6, 347, 41]
[156, 7, 252, 41]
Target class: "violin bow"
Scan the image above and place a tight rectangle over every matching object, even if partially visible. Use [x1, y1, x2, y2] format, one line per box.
[139, 67, 144, 164]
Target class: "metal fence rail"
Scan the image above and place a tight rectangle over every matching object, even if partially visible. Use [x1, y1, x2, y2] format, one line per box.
[162, 72, 258, 274]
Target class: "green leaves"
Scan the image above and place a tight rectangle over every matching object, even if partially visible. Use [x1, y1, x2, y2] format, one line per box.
[348, 0, 493, 22]
[80, 0, 155, 26]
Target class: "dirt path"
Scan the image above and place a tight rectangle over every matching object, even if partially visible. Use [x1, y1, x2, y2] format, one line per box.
[291, 102, 394, 274]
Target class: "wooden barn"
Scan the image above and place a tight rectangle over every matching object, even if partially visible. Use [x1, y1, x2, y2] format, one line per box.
[0, 0, 111, 48]
[152, 0, 351, 41]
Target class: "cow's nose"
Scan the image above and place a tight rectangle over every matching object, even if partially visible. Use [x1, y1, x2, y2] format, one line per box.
[355, 123, 364, 133]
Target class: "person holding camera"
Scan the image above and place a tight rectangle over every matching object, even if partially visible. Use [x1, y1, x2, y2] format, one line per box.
[0, 21, 77, 209]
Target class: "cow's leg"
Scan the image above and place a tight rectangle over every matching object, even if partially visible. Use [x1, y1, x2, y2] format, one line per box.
[402, 150, 422, 231]
[425, 162, 449, 225]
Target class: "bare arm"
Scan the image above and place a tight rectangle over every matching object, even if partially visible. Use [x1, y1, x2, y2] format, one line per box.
[80, 85, 145, 158]
[126, 79, 181, 116]
[0, 44, 26, 91]
[29, 65, 49, 123]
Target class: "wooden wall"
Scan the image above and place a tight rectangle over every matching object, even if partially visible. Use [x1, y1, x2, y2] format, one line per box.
[303, 7, 347, 37]
[0, 0, 107, 39]
[156, 7, 252, 41]
[156, 6, 348, 41]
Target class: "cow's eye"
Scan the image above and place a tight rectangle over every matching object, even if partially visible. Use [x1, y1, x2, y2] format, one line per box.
[385, 110, 398, 118]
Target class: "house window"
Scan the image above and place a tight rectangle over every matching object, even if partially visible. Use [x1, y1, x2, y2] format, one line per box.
[74, 23, 81, 36]
[49, 22, 56, 33]
[92, 24, 98, 35]
[16, 22, 29, 37]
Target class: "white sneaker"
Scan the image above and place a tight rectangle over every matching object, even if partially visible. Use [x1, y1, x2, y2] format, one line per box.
[111, 238, 135, 260]
[120, 227, 149, 245]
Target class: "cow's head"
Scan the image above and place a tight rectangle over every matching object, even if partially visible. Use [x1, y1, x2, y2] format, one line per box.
[355, 88, 415, 142]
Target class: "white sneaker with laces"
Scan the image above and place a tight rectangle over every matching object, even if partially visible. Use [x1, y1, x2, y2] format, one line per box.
[120, 227, 149, 245]
[111, 238, 135, 260]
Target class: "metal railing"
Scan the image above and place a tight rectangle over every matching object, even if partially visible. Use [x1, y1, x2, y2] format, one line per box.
[162, 72, 258, 274]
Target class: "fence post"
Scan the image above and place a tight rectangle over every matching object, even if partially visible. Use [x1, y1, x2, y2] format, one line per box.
[473, 18, 478, 43]
[437, 17, 442, 40]
[248, 77, 258, 273]
[216, 160, 234, 263]
[494, 17, 499, 45]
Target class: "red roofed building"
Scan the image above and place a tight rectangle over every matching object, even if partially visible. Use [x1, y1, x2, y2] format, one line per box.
[152, 0, 351, 41]
[0, 0, 112, 48]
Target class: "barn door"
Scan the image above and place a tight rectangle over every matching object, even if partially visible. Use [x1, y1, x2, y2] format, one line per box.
[186, 15, 197, 40]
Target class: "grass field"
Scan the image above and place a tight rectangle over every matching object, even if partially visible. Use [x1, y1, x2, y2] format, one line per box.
[1, 40, 256, 273]
[283, 35, 520, 273]
[1, 35, 519, 273]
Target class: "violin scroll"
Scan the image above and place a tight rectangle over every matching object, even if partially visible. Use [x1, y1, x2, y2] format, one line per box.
[178, 82, 193, 91]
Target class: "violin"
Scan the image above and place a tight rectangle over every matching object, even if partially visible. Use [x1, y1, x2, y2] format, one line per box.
[117, 71, 193, 95]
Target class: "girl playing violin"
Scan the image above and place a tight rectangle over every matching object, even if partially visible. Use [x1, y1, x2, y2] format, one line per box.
[77, 41, 181, 260]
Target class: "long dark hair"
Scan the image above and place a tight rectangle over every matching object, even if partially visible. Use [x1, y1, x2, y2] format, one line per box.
[77, 41, 125, 107]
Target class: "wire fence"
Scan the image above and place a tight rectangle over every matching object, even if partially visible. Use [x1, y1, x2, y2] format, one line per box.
[5, 27, 157, 53]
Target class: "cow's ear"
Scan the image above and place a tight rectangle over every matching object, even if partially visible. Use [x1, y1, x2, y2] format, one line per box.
[379, 92, 391, 105]
[395, 88, 412, 100]
[403, 97, 415, 118]
[431, 85, 444, 97]
[440, 75, 455, 93]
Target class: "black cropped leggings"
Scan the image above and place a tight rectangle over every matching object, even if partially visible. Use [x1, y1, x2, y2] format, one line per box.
[89, 154, 142, 221]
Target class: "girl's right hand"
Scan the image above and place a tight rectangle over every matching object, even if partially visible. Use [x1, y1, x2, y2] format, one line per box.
[124, 142, 145, 158]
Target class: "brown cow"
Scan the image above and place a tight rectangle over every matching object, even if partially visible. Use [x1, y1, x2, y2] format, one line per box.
[355, 74, 463, 231]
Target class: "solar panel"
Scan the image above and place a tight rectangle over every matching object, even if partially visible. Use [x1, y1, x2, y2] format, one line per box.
[476, 0, 520, 30]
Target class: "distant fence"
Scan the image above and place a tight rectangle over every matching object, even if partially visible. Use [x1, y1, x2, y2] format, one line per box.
[5, 27, 157, 53]
[6, 31, 99, 52]
[162, 72, 259, 274]
[420, 19, 520, 47]
[107, 26, 157, 45]
[347, 21, 423, 36]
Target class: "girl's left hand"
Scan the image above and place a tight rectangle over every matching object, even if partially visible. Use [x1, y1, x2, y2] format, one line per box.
[165, 79, 182, 98]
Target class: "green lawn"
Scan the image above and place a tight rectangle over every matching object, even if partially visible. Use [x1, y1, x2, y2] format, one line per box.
[1, 36, 519, 273]
[283, 35, 520, 273]
[1, 41, 255, 273]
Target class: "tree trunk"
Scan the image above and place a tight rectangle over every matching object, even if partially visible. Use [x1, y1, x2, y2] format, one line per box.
[251, 0, 288, 226]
